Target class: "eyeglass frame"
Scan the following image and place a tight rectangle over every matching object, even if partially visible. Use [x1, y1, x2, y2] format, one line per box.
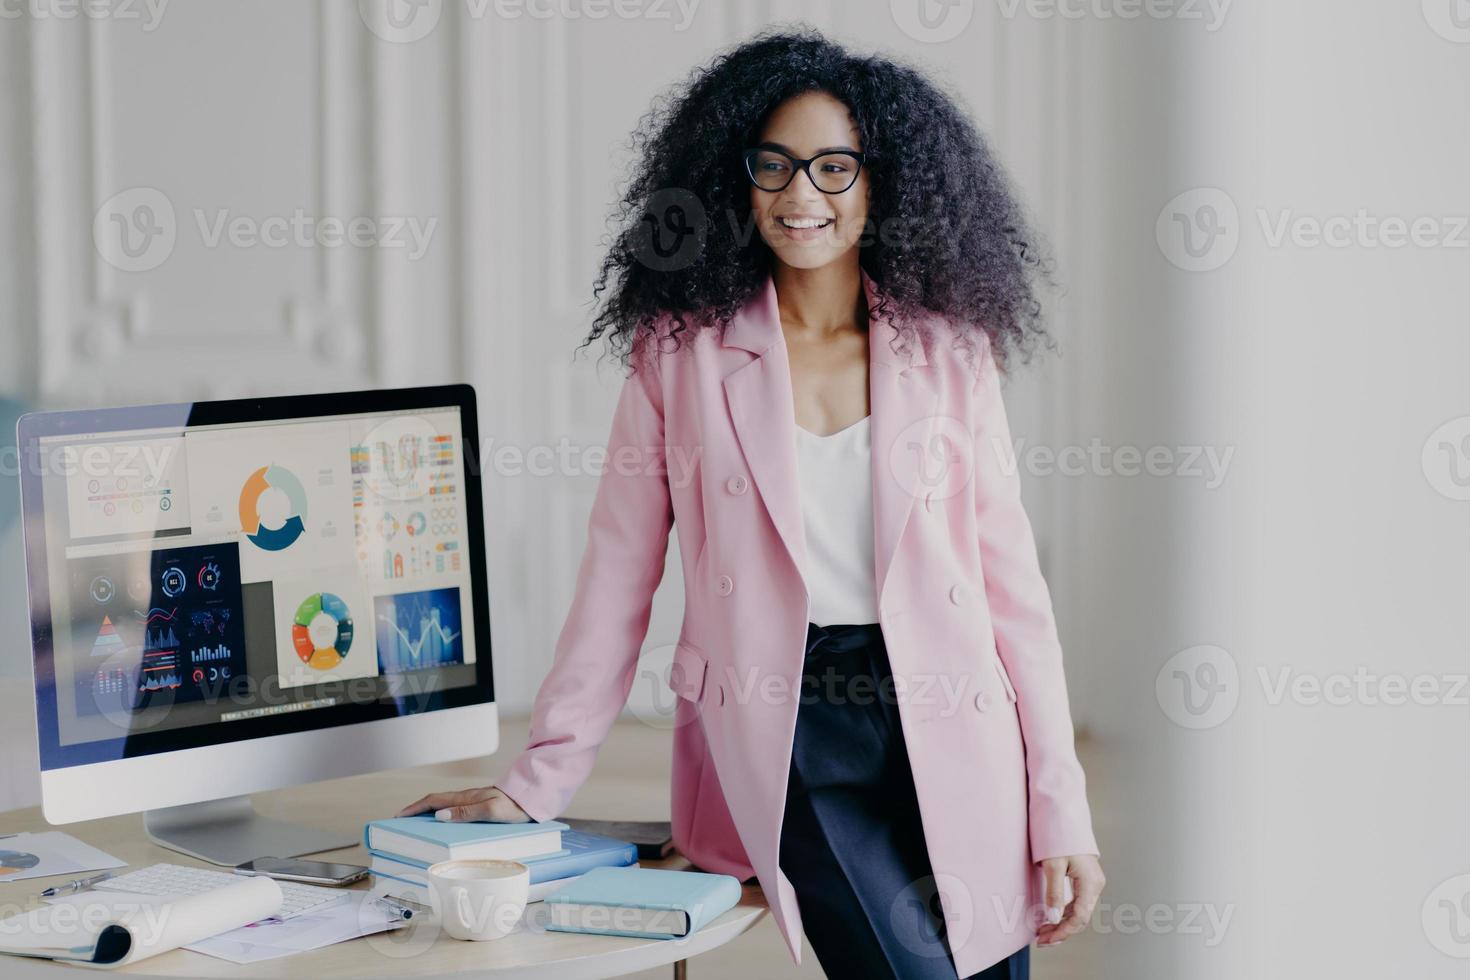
[741, 145, 867, 195]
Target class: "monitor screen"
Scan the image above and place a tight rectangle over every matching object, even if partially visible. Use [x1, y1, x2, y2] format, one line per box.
[16, 385, 493, 771]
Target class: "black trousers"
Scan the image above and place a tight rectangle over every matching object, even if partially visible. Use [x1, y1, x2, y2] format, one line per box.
[778, 622, 1030, 980]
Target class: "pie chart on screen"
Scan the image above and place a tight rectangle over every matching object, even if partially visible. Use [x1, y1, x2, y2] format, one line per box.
[292, 592, 354, 670]
[239, 464, 308, 551]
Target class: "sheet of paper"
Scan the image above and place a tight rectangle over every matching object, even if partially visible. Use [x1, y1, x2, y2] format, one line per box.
[0, 832, 126, 884]
[184, 891, 406, 965]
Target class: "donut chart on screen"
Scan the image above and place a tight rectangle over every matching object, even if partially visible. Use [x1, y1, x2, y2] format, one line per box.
[239, 464, 308, 551]
[291, 592, 354, 670]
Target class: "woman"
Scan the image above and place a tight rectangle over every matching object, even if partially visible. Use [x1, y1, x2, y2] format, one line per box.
[399, 28, 1103, 978]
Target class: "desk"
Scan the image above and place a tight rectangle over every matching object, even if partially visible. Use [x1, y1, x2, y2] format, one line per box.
[0, 758, 767, 978]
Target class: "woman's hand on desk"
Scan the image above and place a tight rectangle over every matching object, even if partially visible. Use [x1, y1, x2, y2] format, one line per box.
[396, 786, 532, 823]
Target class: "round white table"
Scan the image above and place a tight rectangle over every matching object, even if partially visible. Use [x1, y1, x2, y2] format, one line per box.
[0, 761, 768, 978]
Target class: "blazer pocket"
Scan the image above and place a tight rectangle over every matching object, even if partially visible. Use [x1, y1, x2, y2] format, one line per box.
[993, 658, 1019, 703]
[669, 641, 710, 703]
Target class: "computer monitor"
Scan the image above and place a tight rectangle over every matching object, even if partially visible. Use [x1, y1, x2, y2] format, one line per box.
[15, 385, 498, 865]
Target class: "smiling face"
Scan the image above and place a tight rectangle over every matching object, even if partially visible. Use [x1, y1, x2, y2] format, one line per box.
[748, 91, 870, 272]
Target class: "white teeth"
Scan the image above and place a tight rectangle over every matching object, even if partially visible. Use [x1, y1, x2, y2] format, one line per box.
[779, 217, 832, 229]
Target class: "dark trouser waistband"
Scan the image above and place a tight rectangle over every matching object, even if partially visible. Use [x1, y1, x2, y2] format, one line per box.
[804, 621, 883, 657]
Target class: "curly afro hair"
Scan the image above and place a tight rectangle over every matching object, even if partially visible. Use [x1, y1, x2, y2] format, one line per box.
[582, 25, 1054, 374]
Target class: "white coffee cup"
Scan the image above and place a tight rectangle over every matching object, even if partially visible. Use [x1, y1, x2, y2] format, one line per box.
[425, 859, 530, 941]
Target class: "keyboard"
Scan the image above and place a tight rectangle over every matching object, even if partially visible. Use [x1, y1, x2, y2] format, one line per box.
[91, 863, 350, 920]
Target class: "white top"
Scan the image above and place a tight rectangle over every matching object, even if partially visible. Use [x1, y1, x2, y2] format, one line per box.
[794, 415, 880, 627]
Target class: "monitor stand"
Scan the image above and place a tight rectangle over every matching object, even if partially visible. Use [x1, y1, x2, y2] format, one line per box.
[143, 795, 356, 867]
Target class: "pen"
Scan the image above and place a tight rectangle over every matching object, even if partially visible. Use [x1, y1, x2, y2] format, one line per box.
[373, 895, 425, 921]
[40, 871, 116, 898]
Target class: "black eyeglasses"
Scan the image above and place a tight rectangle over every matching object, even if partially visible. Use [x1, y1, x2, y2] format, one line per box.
[742, 146, 866, 195]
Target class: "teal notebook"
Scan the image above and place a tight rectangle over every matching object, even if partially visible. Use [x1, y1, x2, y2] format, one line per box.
[542, 866, 742, 939]
[363, 814, 570, 864]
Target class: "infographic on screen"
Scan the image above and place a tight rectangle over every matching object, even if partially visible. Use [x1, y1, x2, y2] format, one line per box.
[375, 586, 465, 674]
[350, 415, 465, 583]
[65, 543, 247, 717]
[184, 421, 355, 584]
[271, 568, 378, 688]
[38, 404, 479, 754]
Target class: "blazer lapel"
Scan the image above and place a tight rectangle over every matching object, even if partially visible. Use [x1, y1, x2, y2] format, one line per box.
[722, 276, 808, 582]
[863, 272, 940, 611]
[721, 270, 939, 614]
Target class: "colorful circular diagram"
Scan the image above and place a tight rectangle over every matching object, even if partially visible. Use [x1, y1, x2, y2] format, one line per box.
[0, 850, 40, 874]
[291, 592, 353, 670]
[240, 464, 308, 552]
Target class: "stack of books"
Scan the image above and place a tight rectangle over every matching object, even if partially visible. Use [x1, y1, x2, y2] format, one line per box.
[363, 815, 639, 904]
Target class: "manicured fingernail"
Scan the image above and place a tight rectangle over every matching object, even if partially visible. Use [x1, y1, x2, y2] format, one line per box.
[435, 808, 453, 821]
[1045, 906, 1062, 925]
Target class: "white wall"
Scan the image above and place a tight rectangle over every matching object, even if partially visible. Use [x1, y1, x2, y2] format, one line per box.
[0, 1, 1081, 801]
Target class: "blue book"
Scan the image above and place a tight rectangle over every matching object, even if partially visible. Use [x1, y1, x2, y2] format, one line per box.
[370, 829, 637, 884]
[363, 813, 569, 864]
[543, 866, 743, 939]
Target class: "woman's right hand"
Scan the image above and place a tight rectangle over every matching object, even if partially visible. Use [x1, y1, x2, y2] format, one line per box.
[395, 786, 532, 823]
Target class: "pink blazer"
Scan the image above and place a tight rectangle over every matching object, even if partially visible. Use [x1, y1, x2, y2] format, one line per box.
[496, 270, 1098, 975]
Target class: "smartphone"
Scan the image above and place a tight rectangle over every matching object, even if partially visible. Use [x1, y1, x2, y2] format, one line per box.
[233, 857, 369, 886]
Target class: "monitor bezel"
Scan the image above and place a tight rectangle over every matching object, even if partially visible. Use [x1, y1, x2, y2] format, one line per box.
[16, 383, 495, 771]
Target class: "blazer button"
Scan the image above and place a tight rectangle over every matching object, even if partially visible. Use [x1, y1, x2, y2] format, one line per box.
[718, 684, 726, 706]
[949, 584, 966, 606]
[717, 574, 734, 596]
[726, 475, 748, 495]
[975, 691, 992, 712]
[924, 491, 935, 513]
